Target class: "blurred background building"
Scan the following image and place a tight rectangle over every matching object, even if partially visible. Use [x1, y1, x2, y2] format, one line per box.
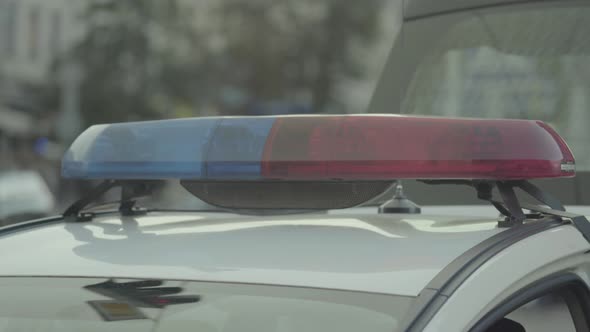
[0, 0, 88, 223]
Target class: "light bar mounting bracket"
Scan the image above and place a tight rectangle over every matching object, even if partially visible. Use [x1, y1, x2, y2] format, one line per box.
[422, 179, 590, 243]
[63, 180, 158, 222]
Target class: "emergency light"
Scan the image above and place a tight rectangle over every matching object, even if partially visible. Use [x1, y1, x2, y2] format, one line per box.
[62, 115, 575, 181]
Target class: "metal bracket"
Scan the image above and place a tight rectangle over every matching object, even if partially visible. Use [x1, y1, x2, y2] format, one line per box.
[421, 179, 590, 241]
[495, 182, 526, 226]
[477, 180, 566, 227]
[63, 180, 157, 222]
[513, 202, 590, 243]
[477, 181, 590, 242]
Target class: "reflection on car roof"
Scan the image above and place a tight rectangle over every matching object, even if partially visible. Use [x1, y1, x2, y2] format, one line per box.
[0, 212, 503, 296]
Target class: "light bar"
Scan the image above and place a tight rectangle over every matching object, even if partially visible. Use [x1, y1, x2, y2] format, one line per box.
[62, 115, 576, 180]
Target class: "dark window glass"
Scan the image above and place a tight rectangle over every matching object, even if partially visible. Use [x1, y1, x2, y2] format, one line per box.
[28, 5, 40, 60]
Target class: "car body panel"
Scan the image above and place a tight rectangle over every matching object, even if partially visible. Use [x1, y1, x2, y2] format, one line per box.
[422, 224, 590, 331]
[0, 212, 504, 296]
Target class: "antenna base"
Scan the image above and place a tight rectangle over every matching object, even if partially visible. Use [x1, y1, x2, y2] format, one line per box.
[379, 183, 421, 214]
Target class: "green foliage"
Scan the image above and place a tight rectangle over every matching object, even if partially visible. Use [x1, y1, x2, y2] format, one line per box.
[72, 0, 195, 125]
[70, 0, 385, 126]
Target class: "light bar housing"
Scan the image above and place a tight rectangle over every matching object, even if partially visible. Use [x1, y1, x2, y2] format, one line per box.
[62, 115, 575, 181]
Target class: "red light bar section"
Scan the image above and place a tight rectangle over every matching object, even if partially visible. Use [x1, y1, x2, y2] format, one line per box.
[261, 115, 575, 180]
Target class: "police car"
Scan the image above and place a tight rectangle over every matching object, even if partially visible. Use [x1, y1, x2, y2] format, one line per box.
[0, 113, 588, 332]
[2, 2, 590, 332]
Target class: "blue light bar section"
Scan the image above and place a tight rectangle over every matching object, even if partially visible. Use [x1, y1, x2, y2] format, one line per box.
[206, 117, 276, 179]
[62, 117, 282, 180]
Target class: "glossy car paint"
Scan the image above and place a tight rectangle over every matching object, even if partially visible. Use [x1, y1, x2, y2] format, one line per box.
[0, 212, 504, 296]
[422, 224, 590, 331]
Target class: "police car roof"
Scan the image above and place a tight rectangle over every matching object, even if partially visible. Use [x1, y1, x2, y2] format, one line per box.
[0, 212, 503, 296]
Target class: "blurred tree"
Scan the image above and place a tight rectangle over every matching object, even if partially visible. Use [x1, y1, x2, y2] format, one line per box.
[71, 0, 204, 126]
[66, 0, 385, 126]
[213, 0, 384, 114]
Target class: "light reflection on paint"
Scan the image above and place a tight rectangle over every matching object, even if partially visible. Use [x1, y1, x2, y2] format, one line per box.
[91, 218, 404, 239]
[151, 219, 404, 238]
[404, 219, 497, 233]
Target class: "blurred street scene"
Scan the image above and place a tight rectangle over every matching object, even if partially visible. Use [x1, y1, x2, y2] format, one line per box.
[1, 0, 589, 223]
[0, 0, 401, 223]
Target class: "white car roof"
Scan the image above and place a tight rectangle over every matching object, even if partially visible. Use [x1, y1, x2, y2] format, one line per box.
[0, 212, 504, 296]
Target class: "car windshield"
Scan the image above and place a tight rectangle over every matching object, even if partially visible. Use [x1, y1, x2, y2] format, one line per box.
[395, 2, 590, 171]
[0, 277, 412, 332]
[367, 1, 590, 207]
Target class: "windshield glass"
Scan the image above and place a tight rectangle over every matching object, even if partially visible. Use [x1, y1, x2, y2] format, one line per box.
[396, 2, 590, 171]
[0, 277, 412, 332]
